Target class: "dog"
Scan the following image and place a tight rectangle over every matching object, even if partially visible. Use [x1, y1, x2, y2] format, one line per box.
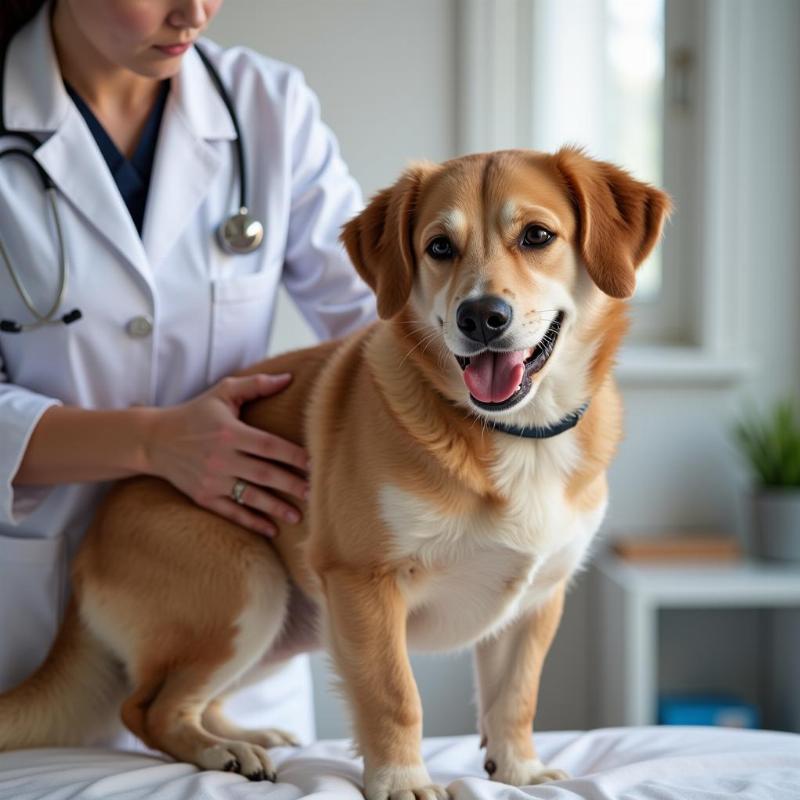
[0, 147, 670, 800]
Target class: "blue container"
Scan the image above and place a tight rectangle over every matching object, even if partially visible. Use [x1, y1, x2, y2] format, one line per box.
[658, 693, 760, 728]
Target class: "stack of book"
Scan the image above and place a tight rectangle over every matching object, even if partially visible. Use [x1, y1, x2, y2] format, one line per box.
[611, 533, 741, 562]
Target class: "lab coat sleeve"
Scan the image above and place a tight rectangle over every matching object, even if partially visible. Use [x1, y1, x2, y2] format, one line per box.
[280, 71, 378, 340]
[0, 356, 62, 526]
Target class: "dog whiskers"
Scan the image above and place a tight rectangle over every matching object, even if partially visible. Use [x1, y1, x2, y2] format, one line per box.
[399, 328, 443, 368]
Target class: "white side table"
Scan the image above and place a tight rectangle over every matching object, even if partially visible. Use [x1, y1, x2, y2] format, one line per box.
[593, 555, 800, 727]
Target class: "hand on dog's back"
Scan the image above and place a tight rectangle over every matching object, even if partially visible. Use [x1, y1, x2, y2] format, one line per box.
[145, 373, 311, 537]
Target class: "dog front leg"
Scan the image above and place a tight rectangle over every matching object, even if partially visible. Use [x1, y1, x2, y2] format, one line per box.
[323, 568, 448, 800]
[473, 581, 569, 786]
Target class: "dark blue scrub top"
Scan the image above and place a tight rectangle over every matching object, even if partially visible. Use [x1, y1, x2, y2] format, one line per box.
[65, 80, 170, 235]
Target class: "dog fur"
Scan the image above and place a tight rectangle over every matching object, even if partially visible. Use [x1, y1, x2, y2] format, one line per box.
[0, 148, 670, 800]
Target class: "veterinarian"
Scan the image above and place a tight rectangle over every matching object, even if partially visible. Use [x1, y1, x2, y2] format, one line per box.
[0, 0, 375, 746]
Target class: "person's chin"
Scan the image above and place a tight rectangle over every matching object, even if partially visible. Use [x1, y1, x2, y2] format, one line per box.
[129, 56, 184, 80]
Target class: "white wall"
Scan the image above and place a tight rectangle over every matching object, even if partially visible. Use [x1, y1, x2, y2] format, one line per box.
[208, 0, 800, 738]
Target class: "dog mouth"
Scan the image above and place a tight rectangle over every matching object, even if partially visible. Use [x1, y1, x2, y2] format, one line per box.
[454, 311, 565, 411]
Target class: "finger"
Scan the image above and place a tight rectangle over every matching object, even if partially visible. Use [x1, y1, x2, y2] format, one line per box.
[218, 373, 292, 405]
[234, 481, 304, 525]
[234, 454, 310, 503]
[209, 496, 278, 538]
[235, 424, 310, 472]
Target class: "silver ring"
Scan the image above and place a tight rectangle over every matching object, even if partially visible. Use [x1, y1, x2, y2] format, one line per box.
[231, 478, 248, 505]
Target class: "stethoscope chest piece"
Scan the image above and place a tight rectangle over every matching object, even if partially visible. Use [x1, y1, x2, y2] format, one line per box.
[217, 207, 264, 254]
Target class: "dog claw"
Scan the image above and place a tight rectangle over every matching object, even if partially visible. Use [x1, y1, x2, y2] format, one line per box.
[223, 758, 240, 772]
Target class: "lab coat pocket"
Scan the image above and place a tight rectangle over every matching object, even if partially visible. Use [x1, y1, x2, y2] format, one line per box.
[0, 534, 66, 691]
[207, 271, 277, 385]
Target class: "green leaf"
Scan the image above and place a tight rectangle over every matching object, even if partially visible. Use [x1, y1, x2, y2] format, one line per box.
[732, 398, 800, 487]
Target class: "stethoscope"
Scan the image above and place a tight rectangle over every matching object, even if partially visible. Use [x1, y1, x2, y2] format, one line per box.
[0, 44, 263, 334]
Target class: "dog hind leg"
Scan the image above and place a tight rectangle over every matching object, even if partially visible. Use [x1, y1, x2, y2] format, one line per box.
[122, 559, 291, 779]
[201, 694, 299, 748]
[200, 582, 322, 749]
[143, 666, 278, 780]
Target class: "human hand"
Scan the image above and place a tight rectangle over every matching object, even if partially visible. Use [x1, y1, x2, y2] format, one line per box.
[145, 373, 309, 537]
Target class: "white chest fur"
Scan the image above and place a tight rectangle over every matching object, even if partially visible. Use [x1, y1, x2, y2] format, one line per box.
[378, 433, 606, 651]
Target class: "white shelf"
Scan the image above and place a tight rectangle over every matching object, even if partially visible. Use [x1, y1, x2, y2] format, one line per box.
[592, 556, 800, 728]
[597, 557, 800, 607]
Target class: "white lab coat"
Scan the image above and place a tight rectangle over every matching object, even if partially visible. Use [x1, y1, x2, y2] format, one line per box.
[0, 4, 376, 744]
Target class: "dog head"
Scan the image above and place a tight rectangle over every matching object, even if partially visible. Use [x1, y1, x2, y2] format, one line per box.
[342, 147, 671, 420]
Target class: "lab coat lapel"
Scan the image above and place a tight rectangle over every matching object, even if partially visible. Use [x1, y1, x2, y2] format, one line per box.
[142, 45, 236, 269]
[34, 111, 153, 286]
[4, 2, 153, 288]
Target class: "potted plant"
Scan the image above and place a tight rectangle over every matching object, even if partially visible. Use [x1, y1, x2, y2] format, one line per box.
[734, 400, 800, 562]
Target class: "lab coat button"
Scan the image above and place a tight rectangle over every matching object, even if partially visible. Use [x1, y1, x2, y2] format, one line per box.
[126, 315, 153, 338]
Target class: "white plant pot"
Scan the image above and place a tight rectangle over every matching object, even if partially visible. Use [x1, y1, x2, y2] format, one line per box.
[752, 489, 800, 562]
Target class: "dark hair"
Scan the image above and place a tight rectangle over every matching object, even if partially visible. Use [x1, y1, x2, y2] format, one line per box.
[1, 0, 48, 53]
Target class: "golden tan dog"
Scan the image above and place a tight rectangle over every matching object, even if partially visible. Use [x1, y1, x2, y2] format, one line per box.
[0, 148, 670, 800]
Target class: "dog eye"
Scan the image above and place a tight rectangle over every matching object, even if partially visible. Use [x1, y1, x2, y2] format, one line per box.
[521, 225, 554, 248]
[426, 236, 455, 260]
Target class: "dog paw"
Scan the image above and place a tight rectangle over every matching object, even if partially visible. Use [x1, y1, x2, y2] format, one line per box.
[484, 755, 568, 786]
[364, 763, 450, 800]
[249, 727, 300, 748]
[199, 741, 278, 781]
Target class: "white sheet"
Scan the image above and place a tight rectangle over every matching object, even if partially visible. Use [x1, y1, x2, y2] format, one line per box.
[0, 726, 798, 799]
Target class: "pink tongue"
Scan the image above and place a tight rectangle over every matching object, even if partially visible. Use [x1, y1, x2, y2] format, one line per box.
[464, 351, 526, 403]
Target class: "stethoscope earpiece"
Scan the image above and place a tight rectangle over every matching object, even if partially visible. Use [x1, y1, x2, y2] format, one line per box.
[0, 308, 81, 334]
[217, 208, 264, 254]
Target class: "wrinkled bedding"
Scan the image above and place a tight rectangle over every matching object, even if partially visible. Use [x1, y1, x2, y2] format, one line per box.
[1, 725, 798, 799]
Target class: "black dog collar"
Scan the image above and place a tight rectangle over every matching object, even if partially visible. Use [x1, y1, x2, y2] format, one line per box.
[485, 402, 590, 439]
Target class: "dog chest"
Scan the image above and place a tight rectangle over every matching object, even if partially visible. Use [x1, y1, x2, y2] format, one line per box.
[378, 438, 603, 650]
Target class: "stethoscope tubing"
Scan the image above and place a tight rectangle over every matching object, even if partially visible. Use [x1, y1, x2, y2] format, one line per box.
[193, 43, 247, 214]
[0, 186, 68, 325]
[0, 41, 261, 333]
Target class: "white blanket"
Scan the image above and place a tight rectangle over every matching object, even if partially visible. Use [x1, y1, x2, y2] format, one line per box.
[1, 726, 798, 799]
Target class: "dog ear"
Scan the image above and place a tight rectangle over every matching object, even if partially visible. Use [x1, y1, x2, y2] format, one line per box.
[553, 146, 672, 299]
[341, 163, 435, 319]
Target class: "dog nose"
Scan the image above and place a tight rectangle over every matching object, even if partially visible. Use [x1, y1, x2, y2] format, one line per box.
[456, 296, 513, 344]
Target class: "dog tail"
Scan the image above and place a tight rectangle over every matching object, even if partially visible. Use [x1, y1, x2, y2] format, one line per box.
[0, 600, 126, 749]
